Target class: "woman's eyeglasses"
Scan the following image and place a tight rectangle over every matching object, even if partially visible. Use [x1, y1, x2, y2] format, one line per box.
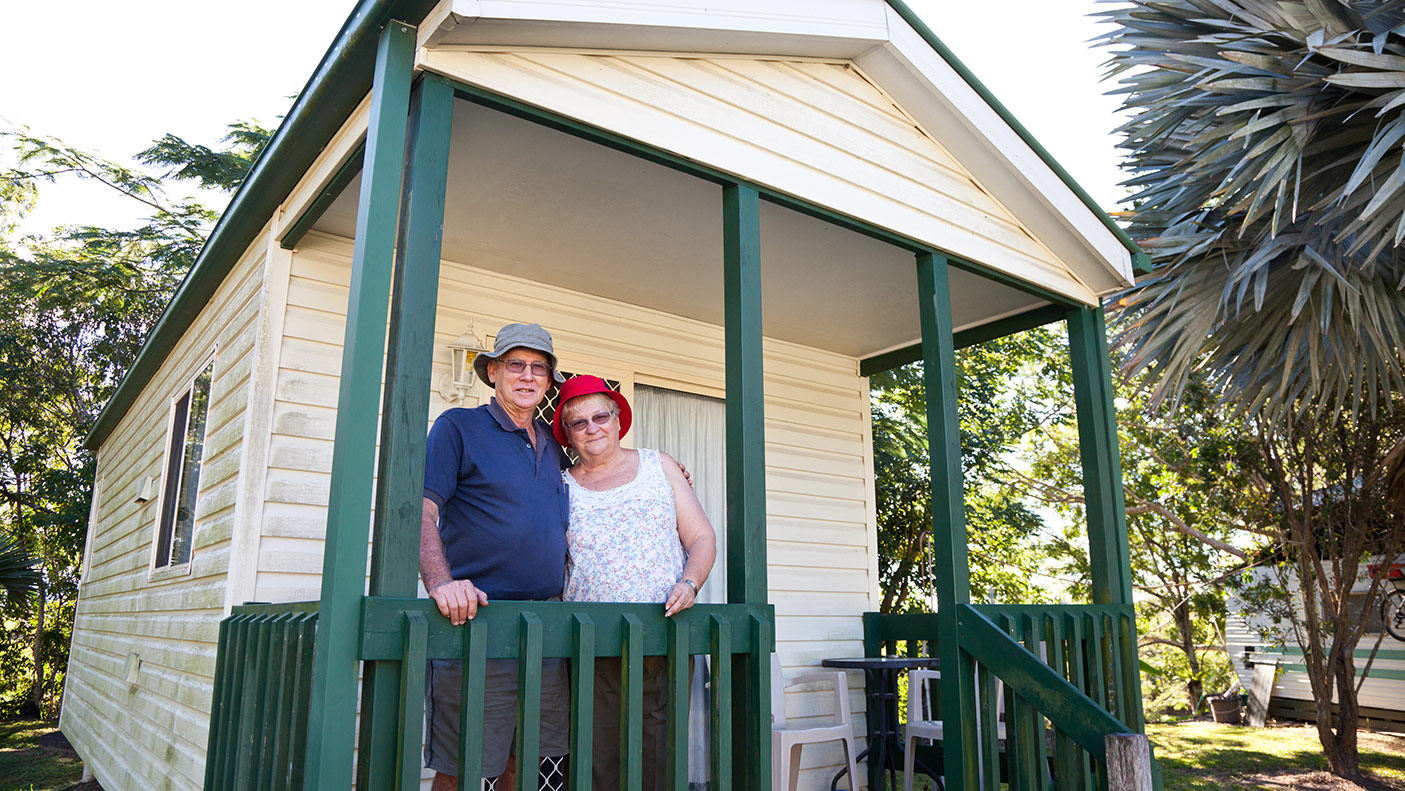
[501, 358, 551, 377]
[566, 411, 616, 434]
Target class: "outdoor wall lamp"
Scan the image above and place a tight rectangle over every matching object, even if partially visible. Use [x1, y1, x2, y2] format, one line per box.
[438, 320, 489, 406]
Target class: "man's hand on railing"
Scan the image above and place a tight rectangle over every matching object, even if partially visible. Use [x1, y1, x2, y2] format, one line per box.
[428, 578, 489, 626]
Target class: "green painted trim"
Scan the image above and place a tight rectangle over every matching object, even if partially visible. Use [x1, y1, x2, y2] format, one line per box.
[1256, 645, 1405, 662]
[82, 0, 442, 451]
[356, 73, 455, 791]
[957, 605, 1132, 759]
[882, 0, 1147, 273]
[1276, 663, 1405, 681]
[723, 184, 768, 607]
[304, 22, 417, 791]
[445, 79, 1081, 309]
[858, 303, 1068, 376]
[1068, 307, 1133, 606]
[915, 252, 977, 789]
[278, 140, 366, 250]
[359, 598, 774, 660]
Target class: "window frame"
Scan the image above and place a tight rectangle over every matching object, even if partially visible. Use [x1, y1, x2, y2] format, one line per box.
[149, 353, 217, 579]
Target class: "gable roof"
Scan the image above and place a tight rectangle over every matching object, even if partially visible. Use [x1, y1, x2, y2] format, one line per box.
[84, 0, 1141, 450]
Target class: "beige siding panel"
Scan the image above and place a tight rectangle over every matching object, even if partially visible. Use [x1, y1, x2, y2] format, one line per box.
[259, 235, 878, 786]
[64, 239, 273, 791]
[421, 48, 1096, 302]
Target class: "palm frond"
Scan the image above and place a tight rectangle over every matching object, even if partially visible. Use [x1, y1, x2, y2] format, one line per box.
[0, 537, 40, 602]
[1100, 0, 1405, 422]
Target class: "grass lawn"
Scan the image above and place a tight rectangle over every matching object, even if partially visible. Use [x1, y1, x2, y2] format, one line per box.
[1149, 720, 1405, 791]
[0, 719, 89, 791]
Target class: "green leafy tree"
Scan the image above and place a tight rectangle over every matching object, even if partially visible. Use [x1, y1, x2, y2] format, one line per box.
[871, 329, 1066, 612]
[0, 121, 269, 716]
[1102, 0, 1405, 777]
[1026, 376, 1260, 715]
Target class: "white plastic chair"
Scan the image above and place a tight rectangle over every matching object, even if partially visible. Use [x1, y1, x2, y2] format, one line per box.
[771, 654, 861, 791]
[903, 670, 1005, 791]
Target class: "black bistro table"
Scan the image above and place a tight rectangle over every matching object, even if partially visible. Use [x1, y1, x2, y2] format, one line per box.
[822, 655, 940, 791]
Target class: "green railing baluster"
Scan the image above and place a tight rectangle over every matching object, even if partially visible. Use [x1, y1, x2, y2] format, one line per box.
[666, 619, 690, 791]
[1022, 614, 1048, 791]
[290, 614, 318, 791]
[518, 613, 545, 791]
[998, 615, 1032, 791]
[747, 613, 773, 791]
[621, 614, 645, 791]
[1118, 612, 1143, 731]
[978, 661, 999, 790]
[257, 614, 292, 790]
[399, 612, 429, 791]
[458, 618, 488, 788]
[1085, 614, 1107, 714]
[711, 615, 733, 791]
[235, 619, 273, 789]
[270, 616, 299, 791]
[570, 614, 596, 791]
[1064, 614, 1095, 791]
[206, 615, 237, 790]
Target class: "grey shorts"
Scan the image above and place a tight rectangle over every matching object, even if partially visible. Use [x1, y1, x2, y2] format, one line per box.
[424, 657, 571, 778]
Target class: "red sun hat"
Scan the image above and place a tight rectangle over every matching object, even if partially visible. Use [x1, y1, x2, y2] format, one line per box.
[552, 375, 633, 447]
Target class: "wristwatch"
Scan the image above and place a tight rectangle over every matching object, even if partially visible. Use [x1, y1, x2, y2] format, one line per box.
[681, 579, 698, 596]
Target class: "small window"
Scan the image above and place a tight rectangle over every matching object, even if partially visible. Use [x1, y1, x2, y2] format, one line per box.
[153, 359, 214, 570]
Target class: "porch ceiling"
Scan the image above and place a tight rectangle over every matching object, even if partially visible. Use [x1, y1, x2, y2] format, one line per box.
[309, 100, 1050, 360]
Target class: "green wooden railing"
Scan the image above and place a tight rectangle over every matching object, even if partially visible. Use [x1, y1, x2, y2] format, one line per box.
[865, 605, 1161, 791]
[207, 598, 773, 791]
[206, 602, 320, 791]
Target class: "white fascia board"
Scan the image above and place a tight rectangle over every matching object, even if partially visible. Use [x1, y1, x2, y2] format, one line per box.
[859, 6, 1133, 293]
[443, 0, 890, 58]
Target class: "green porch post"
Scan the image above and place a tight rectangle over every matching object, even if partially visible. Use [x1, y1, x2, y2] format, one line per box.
[1066, 306, 1133, 607]
[303, 21, 416, 791]
[915, 253, 977, 791]
[1067, 305, 1147, 731]
[722, 183, 771, 791]
[356, 74, 456, 791]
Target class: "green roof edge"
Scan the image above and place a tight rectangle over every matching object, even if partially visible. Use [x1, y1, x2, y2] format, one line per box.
[882, 0, 1149, 275]
[85, 0, 1146, 451]
[83, 0, 437, 450]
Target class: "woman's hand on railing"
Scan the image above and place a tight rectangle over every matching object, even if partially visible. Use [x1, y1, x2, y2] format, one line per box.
[428, 578, 489, 625]
[664, 581, 697, 617]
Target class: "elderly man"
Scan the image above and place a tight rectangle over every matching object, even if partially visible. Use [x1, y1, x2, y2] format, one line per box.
[420, 322, 571, 791]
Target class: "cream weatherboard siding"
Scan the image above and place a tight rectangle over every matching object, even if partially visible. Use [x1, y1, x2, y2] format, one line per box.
[1227, 569, 1405, 717]
[419, 48, 1097, 305]
[61, 237, 273, 791]
[252, 231, 878, 787]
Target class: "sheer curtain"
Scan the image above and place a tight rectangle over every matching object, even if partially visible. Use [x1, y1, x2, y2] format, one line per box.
[632, 384, 726, 790]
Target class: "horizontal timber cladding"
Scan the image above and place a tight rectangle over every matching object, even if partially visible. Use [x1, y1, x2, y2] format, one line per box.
[62, 238, 273, 791]
[262, 231, 877, 788]
[419, 48, 1097, 304]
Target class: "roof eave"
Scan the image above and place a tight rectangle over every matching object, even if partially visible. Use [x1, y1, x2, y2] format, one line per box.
[882, 0, 1148, 277]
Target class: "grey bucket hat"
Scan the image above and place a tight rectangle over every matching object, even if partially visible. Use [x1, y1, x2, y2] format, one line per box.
[474, 322, 566, 384]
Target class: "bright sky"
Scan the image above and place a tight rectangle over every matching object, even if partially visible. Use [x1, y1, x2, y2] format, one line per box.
[0, 0, 1127, 235]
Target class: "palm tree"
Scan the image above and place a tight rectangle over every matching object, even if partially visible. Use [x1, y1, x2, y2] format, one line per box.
[0, 536, 40, 602]
[1100, 0, 1405, 779]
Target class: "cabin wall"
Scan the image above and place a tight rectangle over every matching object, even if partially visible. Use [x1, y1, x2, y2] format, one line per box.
[257, 231, 879, 787]
[61, 234, 275, 791]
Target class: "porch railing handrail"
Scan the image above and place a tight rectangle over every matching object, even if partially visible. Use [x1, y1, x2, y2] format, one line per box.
[956, 605, 1131, 758]
[359, 598, 773, 660]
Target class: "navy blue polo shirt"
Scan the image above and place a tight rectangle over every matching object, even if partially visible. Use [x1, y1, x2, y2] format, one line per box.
[422, 399, 569, 601]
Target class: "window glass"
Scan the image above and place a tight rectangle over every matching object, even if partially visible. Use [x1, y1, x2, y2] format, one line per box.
[155, 360, 213, 569]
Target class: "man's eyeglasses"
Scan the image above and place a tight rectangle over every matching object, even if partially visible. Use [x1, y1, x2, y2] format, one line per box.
[566, 410, 616, 434]
[501, 358, 551, 377]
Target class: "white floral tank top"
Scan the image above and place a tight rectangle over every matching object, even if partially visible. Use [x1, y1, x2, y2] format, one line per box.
[563, 448, 685, 604]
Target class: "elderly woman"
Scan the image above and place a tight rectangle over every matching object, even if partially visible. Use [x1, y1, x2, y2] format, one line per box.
[551, 375, 717, 791]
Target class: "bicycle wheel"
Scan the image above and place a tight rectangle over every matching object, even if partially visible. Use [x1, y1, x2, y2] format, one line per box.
[1382, 589, 1405, 642]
